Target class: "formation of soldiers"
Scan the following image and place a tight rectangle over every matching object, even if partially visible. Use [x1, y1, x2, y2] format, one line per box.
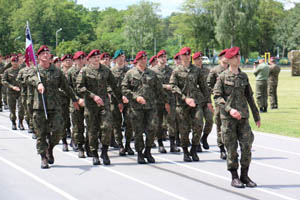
[0, 45, 282, 188]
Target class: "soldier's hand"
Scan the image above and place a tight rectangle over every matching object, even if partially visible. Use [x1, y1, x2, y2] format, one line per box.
[229, 109, 241, 120]
[118, 103, 124, 113]
[12, 86, 20, 92]
[78, 98, 85, 107]
[207, 103, 214, 113]
[165, 84, 172, 91]
[93, 95, 104, 106]
[256, 120, 261, 128]
[73, 102, 80, 110]
[165, 103, 170, 114]
[185, 98, 196, 107]
[37, 83, 45, 94]
[122, 96, 129, 104]
[136, 96, 146, 105]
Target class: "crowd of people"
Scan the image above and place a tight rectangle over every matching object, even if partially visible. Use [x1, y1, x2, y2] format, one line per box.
[0, 45, 280, 188]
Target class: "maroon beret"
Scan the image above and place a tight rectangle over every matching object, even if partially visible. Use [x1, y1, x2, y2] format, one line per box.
[61, 54, 73, 61]
[11, 56, 19, 62]
[87, 49, 100, 59]
[224, 47, 240, 59]
[73, 51, 86, 60]
[192, 52, 203, 60]
[149, 56, 157, 64]
[50, 54, 54, 59]
[173, 53, 180, 60]
[100, 52, 110, 60]
[53, 57, 61, 63]
[179, 47, 191, 56]
[133, 59, 137, 64]
[157, 49, 167, 58]
[18, 53, 23, 57]
[37, 45, 50, 55]
[135, 51, 147, 61]
[218, 49, 228, 57]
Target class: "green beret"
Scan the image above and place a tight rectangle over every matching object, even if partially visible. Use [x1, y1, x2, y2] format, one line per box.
[113, 49, 125, 59]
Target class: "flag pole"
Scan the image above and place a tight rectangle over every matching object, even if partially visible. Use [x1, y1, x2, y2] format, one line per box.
[26, 21, 48, 120]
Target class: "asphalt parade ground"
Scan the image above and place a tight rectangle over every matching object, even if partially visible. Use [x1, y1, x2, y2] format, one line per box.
[0, 110, 299, 200]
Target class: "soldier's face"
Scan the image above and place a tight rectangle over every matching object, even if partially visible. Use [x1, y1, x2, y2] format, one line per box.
[116, 54, 125, 66]
[174, 58, 181, 65]
[180, 54, 191, 65]
[38, 51, 50, 62]
[55, 62, 61, 68]
[220, 56, 228, 67]
[158, 55, 167, 65]
[90, 55, 100, 65]
[63, 59, 73, 68]
[138, 56, 147, 67]
[193, 57, 202, 66]
[75, 58, 85, 67]
[227, 55, 240, 66]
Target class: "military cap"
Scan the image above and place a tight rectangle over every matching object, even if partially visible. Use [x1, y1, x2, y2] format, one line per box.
[133, 59, 137, 64]
[173, 53, 180, 60]
[135, 51, 147, 61]
[11, 56, 19, 62]
[113, 49, 125, 59]
[179, 47, 191, 56]
[157, 49, 167, 58]
[61, 54, 73, 61]
[100, 52, 110, 60]
[50, 54, 54, 59]
[149, 55, 157, 64]
[73, 51, 86, 60]
[37, 45, 50, 55]
[53, 57, 61, 63]
[192, 52, 203, 60]
[87, 49, 100, 59]
[17, 53, 23, 57]
[5, 55, 10, 59]
[218, 49, 228, 57]
[224, 47, 240, 59]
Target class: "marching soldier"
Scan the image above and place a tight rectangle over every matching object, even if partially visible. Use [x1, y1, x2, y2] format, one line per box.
[148, 55, 157, 68]
[214, 47, 260, 188]
[100, 52, 111, 67]
[268, 57, 280, 109]
[207, 49, 228, 160]
[122, 51, 170, 164]
[0, 55, 5, 111]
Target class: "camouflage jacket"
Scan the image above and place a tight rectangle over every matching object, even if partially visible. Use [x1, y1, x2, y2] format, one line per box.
[29, 64, 77, 111]
[268, 64, 281, 84]
[67, 65, 82, 99]
[16, 67, 32, 97]
[207, 64, 227, 94]
[122, 66, 168, 110]
[76, 64, 122, 109]
[151, 64, 175, 105]
[213, 68, 260, 122]
[199, 66, 210, 82]
[2, 66, 21, 95]
[169, 64, 211, 106]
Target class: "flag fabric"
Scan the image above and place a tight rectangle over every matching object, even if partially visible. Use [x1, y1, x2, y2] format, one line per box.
[25, 22, 37, 66]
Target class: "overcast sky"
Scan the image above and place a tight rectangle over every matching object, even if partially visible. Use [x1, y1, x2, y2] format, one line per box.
[76, 0, 300, 17]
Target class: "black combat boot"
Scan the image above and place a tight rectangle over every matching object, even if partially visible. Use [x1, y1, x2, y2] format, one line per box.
[137, 151, 146, 164]
[196, 144, 202, 152]
[70, 139, 78, 152]
[144, 147, 155, 163]
[47, 145, 54, 164]
[85, 144, 92, 157]
[259, 107, 264, 113]
[92, 150, 101, 165]
[182, 147, 192, 162]
[170, 137, 180, 153]
[240, 167, 257, 187]
[190, 145, 200, 161]
[176, 136, 181, 147]
[125, 141, 134, 155]
[62, 138, 68, 152]
[119, 143, 126, 156]
[110, 135, 119, 149]
[101, 145, 111, 165]
[0, 106, 2, 112]
[230, 170, 244, 188]
[18, 120, 25, 130]
[66, 128, 71, 138]
[200, 134, 209, 150]
[158, 139, 167, 153]
[12, 121, 17, 130]
[78, 145, 85, 158]
[41, 154, 49, 169]
[220, 145, 227, 160]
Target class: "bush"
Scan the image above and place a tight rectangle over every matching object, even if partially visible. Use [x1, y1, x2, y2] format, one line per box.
[278, 58, 290, 65]
[249, 51, 259, 59]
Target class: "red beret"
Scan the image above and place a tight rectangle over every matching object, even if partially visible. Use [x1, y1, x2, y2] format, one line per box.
[100, 52, 110, 60]
[87, 49, 100, 59]
[224, 47, 240, 59]
[218, 49, 228, 57]
[173, 53, 180, 60]
[192, 52, 203, 60]
[61, 54, 73, 61]
[37, 45, 50, 55]
[135, 51, 147, 61]
[157, 49, 167, 58]
[73, 51, 86, 60]
[11, 56, 19, 62]
[18, 53, 23, 57]
[53, 57, 61, 63]
[133, 59, 137, 64]
[179, 47, 191, 56]
[149, 56, 157, 64]
[50, 54, 54, 59]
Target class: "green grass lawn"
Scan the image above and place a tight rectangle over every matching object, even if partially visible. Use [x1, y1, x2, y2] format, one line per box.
[245, 70, 300, 138]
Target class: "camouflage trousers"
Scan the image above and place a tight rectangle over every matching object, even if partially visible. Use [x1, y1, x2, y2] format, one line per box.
[156, 103, 177, 139]
[33, 110, 64, 155]
[26, 97, 34, 130]
[214, 105, 224, 147]
[131, 108, 158, 152]
[85, 106, 112, 152]
[21, 95, 30, 125]
[61, 97, 71, 139]
[7, 93, 24, 122]
[111, 103, 133, 145]
[268, 82, 278, 108]
[222, 118, 254, 170]
[71, 107, 85, 145]
[2, 85, 7, 105]
[256, 80, 268, 108]
[202, 105, 213, 135]
[0, 85, 2, 106]
[176, 105, 203, 148]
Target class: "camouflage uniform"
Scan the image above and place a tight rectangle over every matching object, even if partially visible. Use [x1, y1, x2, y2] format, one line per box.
[268, 64, 280, 108]
[0, 62, 6, 108]
[2, 66, 25, 124]
[1, 62, 11, 107]
[253, 63, 270, 111]
[213, 68, 260, 171]
[29, 64, 77, 156]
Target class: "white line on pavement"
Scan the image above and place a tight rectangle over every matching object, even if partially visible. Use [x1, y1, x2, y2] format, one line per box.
[253, 144, 300, 156]
[255, 132, 300, 143]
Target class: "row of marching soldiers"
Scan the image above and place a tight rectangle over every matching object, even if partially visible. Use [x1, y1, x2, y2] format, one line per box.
[1, 45, 259, 188]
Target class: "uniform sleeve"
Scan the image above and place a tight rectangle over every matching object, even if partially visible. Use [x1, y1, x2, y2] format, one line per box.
[198, 71, 212, 104]
[59, 70, 77, 102]
[207, 70, 217, 93]
[155, 75, 169, 104]
[253, 65, 260, 76]
[244, 78, 260, 122]
[107, 69, 122, 104]
[76, 69, 96, 99]
[2, 70, 15, 89]
[170, 71, 186, 101]
[213, 75, 232, 113]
